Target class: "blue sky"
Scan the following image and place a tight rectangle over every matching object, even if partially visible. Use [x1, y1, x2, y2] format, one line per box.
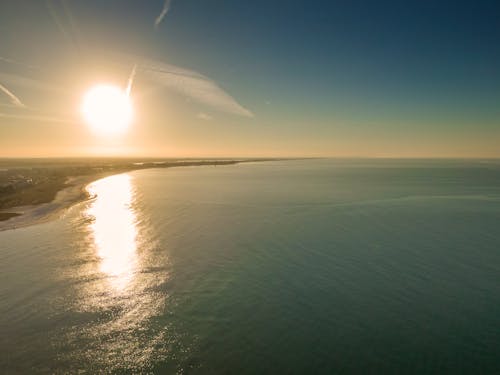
[1, 0, 499, 157]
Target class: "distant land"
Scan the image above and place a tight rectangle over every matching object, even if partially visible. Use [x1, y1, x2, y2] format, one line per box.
[0, 158, 282, 228]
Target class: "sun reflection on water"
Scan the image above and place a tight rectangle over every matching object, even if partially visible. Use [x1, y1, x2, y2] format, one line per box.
[86, 173, 137, 289]
[71, 172, 175, 370]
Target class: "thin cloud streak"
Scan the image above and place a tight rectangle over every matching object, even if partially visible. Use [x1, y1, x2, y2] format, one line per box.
[60, 0, 82, 48]
[141, 60, 253, 117]
[126, 64, 137, 97]
[0, 57, 38, 70]
[197, 112, 213, 121]
[0, 73, 63, 93]
[45, 0, 79, 52]
[0, 83, 25, 108]
[0, 112, 72, 123]
[154, 0, 172, 29]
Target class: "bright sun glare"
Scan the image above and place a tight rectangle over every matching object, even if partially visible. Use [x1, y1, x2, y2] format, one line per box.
[81, 84, 133, 135]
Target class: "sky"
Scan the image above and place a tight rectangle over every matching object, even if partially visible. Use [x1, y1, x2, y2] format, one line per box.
[0, 0, 499, 158]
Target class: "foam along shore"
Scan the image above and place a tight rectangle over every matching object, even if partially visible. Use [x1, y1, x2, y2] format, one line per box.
[0, 174, 96, 231]
[0, 159, 279, 231]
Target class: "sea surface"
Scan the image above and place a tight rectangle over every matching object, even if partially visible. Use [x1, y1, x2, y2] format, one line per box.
[1, 159, 499, 374]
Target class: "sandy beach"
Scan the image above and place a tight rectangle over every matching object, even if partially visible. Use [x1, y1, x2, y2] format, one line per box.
[0, 174, 102, 232]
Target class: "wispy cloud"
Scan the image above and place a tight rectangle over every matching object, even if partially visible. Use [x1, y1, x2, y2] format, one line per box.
[0, 112, 72, 123]
[154, 0, 173, 29]
[126, 64, 137, 97]
[197, 112, 213, 121]
[45, 0, 81, 53]
[45, 0, 73, 44]
[140, 60, 253, 117]
[0, 83, 25, 108]
[0, 57, 38, 70]
[0, 73, 62, 93]
[60, 0, 82, 47]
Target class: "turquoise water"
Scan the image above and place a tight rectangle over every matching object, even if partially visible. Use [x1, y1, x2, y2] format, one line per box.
[1, 159, 499, 373]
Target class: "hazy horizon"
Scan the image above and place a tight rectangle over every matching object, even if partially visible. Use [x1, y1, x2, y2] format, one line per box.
[2, 155, 500, 161]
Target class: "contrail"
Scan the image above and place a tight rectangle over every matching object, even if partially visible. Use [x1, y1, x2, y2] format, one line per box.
[154, 0, 172, 29]
[126, 64, 137, 97]
[0, 83, 25, 108]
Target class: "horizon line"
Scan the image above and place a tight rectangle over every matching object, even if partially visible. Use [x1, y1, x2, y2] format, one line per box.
[1, 156, 500, 160]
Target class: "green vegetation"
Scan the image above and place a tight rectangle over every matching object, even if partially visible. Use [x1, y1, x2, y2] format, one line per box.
[0, 176, 67, 209]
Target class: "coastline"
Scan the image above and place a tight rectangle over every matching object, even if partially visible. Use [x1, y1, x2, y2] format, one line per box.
[0, 159, 281, 232]
[0, 173, 102, 232]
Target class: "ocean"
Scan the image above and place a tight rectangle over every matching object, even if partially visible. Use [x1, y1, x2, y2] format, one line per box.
[1, 159, 499, 374]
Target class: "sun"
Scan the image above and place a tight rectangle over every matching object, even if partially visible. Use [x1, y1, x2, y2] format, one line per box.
[81, 84, 133, 135]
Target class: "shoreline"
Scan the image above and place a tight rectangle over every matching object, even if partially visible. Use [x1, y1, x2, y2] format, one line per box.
[0, 173, 104, 232]
[0, 159, 281, 232]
